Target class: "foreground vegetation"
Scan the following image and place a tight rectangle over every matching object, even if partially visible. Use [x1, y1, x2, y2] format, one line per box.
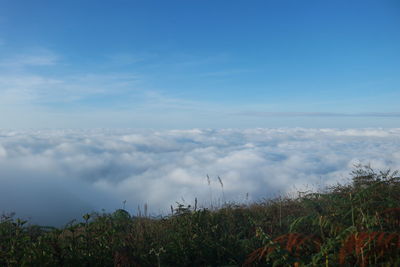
[1, 166, 399, 266]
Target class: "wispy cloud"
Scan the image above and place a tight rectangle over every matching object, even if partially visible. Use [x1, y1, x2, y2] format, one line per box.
[197, 69, 253, 77]
[104, 52, 158, 67]
[147, 52, 231, 70]
[236, 111, 400, 118]
[0, 48, 145, 108]
[0, 72, 141, 107]
[0, 48, 231, 128]
[0, 49, 59, 69]
[2, 48, 397, 128]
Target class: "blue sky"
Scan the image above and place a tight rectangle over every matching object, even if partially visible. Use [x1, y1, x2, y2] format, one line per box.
[0, 0, 399, 128]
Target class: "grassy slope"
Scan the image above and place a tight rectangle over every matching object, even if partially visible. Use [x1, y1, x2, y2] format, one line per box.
[1, 166, 399, 266]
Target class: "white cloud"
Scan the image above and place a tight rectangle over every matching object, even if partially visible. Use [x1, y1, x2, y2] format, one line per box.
[0, 144, 6, 158]
[0, 128, 400, 225]
[237, 111, 400, 118]
[0, 49, 144, 112]
[0, 72, 140, 105]
[0, 49, 59, 69]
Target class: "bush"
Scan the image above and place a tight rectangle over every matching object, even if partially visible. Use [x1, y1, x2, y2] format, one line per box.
[1, 166, 399, 266]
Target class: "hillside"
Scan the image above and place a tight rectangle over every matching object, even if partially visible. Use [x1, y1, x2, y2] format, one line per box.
[1, 165, 399, 266]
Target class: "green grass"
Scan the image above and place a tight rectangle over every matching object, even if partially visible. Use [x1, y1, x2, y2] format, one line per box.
[1, 165, 399, 266]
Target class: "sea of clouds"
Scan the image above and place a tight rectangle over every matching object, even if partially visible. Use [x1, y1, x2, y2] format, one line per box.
[1, 128, 400, 225]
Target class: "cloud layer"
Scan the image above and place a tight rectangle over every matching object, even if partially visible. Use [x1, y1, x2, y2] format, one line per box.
[1, 128, 400, 225]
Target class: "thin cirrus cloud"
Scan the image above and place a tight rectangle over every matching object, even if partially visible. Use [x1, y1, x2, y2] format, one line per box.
[1, 128, 400, 225]
[0, 49, 226, 128]
[0, 50, 194, 113]
[1, 49, 399, 129]
[237, 111, 400, 118]
[0, 51, 143, 110]
[0, 49, 59, 69]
